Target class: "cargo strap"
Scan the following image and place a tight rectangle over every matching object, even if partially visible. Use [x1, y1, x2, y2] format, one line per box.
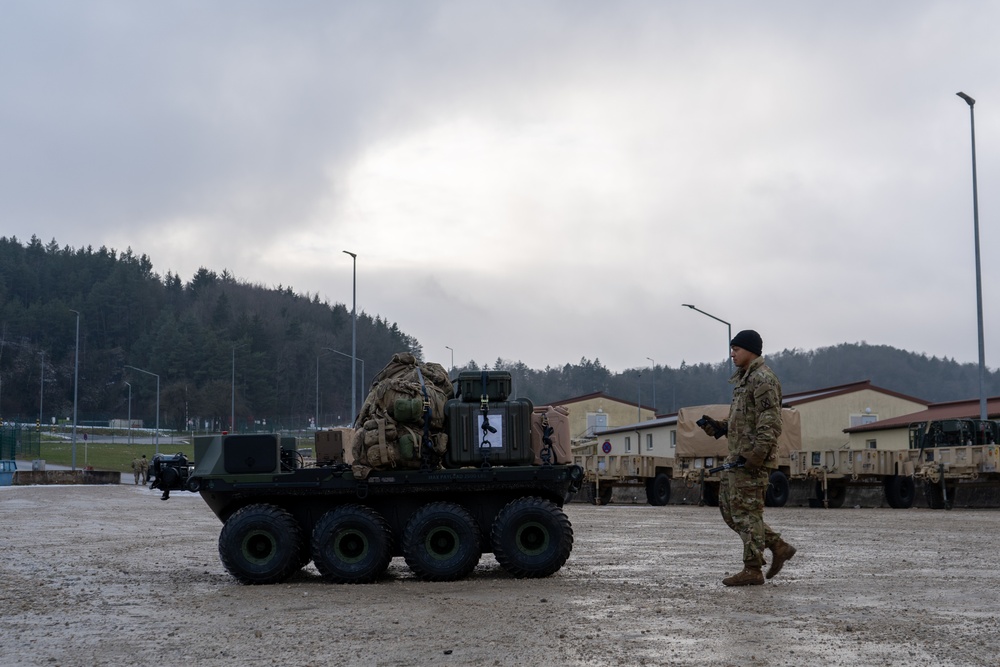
[539, 412, 554, 466]
[479, 370, 495, 468]
[415, 367, 437, 470]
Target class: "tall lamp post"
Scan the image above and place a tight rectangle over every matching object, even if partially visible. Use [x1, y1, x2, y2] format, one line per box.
[70, 309, 80, 470]
[636, 371, 642, 424]
[646, 356, 656, 415]
[124, 365, 160, 454]
[682, 304, 733, 373]
[324, 348, 365, 423]
[445, 345, 454, 373]
[231, 343, 247, 433]
[38, 351, 44, 429]
[956, 92, 988, 421]
[124, 382, 132, 445]
[343, 251, 358, 422]
[315, 351, 329, 429]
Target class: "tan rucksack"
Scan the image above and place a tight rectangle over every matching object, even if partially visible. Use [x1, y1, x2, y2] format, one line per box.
[351, 352, 453, 478]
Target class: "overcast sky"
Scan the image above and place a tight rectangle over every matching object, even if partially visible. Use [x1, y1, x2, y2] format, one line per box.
[3, 1, 998, 374]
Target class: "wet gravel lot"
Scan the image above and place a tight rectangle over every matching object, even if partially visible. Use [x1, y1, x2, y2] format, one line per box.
[2, 484, 998, 666]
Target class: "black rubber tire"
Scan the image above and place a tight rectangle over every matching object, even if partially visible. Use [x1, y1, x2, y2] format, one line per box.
[645, 473, 671, 506]
[814, 481, 847, 509]
[402, 502, 481, 582]
[311, 504, 393, 584]
[492, 497, 573, 578]
[700, 481, 720, 507]
[596, 485, 613, 506]
[765, 470, 790, 507]
[884, 475, 915, 509]
[218, 504, 303, 585]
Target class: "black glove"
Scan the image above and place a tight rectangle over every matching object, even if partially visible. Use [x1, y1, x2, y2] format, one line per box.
[697, 415, 728, 439]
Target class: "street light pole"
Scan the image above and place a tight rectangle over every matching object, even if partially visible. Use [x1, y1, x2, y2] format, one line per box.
[637, 371, 642, 424]
[231, 344, 247, 433]
[445, 345, 454, 374]
[682, 304, 733, 373]
[324, 347, 365, 424]
[125, 365, 160, 454]
[343, 251, 358, 422]
[124, 382, 132, 445]
[646, 356, 656, 414]
[956, 92, 988, 421]
[38, 351, 45, 432]
[70, 309, 80, 470]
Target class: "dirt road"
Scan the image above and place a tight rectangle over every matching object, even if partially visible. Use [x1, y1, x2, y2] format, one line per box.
[2, 484, 997, 666]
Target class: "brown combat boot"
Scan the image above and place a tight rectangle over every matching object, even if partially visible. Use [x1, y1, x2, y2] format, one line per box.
[722, 566, 764, 586]
[766, 539, 797, 579]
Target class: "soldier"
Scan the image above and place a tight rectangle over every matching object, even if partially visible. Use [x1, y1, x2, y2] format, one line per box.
[139, 454, 148, 485]
[700, 329, 796, 586]
[131, 456, 143, 485]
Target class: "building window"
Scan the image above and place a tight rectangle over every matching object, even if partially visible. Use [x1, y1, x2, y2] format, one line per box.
[646, 433, 653, 451]
[866, 439, 877, 449]
[850, 414, 878, 427]
[670, 430, 677, 449]
[625, 436, 631, 453]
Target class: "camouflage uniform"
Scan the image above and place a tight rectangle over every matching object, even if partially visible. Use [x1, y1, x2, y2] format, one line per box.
[139, 455, 148, 485]
[717, 355, 783, 568]
[131, 457, 143, 485]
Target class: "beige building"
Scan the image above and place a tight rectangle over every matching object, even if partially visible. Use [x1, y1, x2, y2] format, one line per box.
[549, 392, 656, 446]
[783, 381, 928, 450]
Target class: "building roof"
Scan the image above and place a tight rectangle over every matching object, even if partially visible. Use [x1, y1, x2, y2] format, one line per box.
[783, 380, 928, 408]
[552, 391, 655, 412]
[845, 396, 1000, 433]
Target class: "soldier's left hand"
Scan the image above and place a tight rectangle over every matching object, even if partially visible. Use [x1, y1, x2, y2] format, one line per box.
[743, 449, 766, 471]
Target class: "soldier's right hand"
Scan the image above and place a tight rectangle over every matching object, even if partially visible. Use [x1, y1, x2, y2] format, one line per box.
[697, 415, 717, 437]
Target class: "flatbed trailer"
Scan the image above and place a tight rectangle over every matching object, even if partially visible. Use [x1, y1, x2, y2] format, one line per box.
[571, 453, 674, 506]
[909, 418, 1000, 509]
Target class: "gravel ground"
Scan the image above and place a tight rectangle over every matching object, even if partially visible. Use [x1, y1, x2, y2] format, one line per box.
[2, 483, 998, 667]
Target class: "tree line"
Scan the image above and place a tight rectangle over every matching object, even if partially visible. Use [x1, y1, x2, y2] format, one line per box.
[1, 235, 996, 430]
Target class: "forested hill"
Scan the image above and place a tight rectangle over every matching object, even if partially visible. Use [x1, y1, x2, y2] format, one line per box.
[2, 236, 997, 428]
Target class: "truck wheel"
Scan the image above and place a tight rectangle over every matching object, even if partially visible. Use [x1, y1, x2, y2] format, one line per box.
[923, 482, 955, 510]
[312, 504, 393, 584]
[700, 482, 720, 507]
[402, 502, 481, 582]
[596, 485, 613, 506]
[884, 475, 915, 509]
[492, 497, 573, 578]
[645, 473, 671, 506]
[764, 471, 789, 507]
[814, 481, 846, 508]
[218, 504, 303, 585]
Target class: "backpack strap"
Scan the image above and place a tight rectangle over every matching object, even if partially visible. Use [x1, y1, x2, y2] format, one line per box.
[414, 366, 438, 470]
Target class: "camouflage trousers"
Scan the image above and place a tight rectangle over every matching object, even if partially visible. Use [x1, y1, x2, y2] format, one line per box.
[719, 468, 781, 568]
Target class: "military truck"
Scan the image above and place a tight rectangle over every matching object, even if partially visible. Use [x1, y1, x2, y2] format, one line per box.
[570, 405, 799, 508]
[675, 405, 802, 508]
[575, 403, 924, 509]
[152, 431, 584, 585]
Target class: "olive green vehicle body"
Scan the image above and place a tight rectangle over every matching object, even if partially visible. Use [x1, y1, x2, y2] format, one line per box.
[180, 433, 584, 585]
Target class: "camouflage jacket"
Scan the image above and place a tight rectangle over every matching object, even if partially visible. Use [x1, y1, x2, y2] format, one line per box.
[723, 356, 783, 468]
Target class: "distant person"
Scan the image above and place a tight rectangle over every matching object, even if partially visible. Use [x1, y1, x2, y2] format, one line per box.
[699, 329, 796, 586]
[139, 454, 148, 485]
[131, 456, 143, 485]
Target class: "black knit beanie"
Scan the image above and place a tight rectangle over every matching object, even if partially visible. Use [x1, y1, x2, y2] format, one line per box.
[730, 330, 763, 356]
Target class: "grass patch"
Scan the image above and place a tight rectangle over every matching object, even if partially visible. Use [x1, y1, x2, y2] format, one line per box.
[38, 438, 194, 473]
